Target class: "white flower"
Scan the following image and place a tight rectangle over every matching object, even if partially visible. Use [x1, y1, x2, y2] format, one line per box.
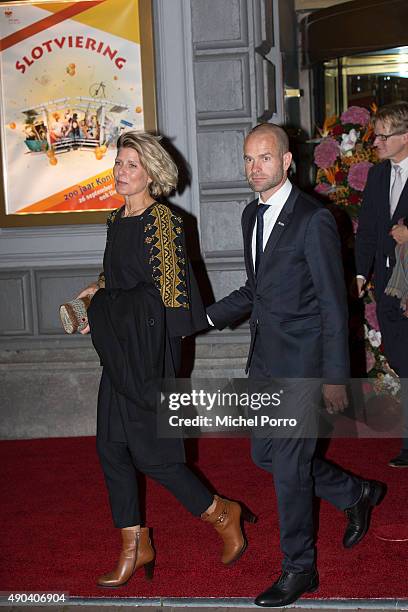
[381, 374, 401, 396]
[340, 129, 359, 155]
[368, 329, 381, 348]
[364, 324, 369, 339]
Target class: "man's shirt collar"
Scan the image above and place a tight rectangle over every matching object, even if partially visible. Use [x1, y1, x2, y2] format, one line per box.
[258, 178, 292, 207]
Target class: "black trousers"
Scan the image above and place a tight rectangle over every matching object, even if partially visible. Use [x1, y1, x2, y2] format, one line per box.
[96, 369, 213, 528]
[97, 437, 213, 528]
[377, 294, 408, 452]
[249, 338, 362, 573]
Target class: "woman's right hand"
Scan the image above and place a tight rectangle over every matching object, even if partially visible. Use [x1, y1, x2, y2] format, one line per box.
[76, 282, 99, 334]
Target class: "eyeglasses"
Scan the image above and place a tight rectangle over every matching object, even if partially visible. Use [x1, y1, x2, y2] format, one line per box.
[374, 131, 407, 142]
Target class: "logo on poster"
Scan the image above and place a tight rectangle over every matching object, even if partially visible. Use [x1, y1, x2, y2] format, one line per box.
[4, 8, 20, 24]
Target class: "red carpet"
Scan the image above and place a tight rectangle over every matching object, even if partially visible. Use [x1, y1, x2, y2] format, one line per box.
[0, 437, 407, 599]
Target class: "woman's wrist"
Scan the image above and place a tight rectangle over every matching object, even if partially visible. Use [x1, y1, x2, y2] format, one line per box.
[96, 272, 105, 289]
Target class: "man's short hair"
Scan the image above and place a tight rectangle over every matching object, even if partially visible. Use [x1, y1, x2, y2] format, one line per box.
[247, 123, 289, 155]
[375, 101, 408, 133]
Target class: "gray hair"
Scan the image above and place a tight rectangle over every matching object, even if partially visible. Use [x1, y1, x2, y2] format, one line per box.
[375, 102, 408, 133]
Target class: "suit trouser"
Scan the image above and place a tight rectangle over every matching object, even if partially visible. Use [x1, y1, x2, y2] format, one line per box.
[377, 295, 408, 452]
[96, 438, 213, 528]
[249, 338, 362, 573]
[251, 436, 361, 572]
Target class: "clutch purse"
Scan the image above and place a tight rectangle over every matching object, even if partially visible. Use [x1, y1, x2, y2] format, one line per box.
[59, 295, 92, 334]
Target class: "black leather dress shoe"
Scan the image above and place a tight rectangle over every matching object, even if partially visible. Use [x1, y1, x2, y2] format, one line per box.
[388, 453, 408, 467]
[343, 480, 386, 548]
[254, 569, 319, 607]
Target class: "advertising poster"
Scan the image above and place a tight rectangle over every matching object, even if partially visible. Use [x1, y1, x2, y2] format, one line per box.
[0, 0, 154, 225]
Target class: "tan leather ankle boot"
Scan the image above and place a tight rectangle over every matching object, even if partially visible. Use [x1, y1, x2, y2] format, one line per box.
[201, 495, 256, 565]
[97, 526, 155, 587]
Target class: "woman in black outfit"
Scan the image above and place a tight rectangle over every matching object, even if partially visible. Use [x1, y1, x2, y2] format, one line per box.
[78, 131, 254, 588]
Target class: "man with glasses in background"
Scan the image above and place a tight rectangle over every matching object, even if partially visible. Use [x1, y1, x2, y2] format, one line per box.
[356, 101, 408, 467]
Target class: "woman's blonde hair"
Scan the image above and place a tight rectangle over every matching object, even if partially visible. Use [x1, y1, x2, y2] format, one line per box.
[116, 131, 178, 197]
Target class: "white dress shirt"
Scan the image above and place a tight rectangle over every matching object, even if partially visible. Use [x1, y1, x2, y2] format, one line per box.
[207, 179, 293, 326]
[251, 178, 293, 271]
[390, 155, 408, 201]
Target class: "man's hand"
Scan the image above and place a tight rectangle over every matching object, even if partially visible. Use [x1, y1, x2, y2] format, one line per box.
[322, 384, 348, 414]
[352, 277, 366, 298]
[76, 282, 99, 335]
[390, 223, 408, 245]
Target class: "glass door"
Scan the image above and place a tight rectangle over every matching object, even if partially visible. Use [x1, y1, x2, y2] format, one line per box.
[322, 47, 408, 118]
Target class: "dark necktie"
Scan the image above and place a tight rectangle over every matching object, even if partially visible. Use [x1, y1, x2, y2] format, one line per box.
[255, 203, 269, 275]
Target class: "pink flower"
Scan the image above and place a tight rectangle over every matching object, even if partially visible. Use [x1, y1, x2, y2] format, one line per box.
[348, 161, 373, 191]
[314, 182, 332, 195]
[366, 349, 376, 373]
[314, 138, 339, 169]
[365, 302, 379, 331]
[340, 106, 370, 126]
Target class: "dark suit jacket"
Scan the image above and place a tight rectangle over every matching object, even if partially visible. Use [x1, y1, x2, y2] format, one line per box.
[207, 185, 349, 381]
[356, 160, 408, 300]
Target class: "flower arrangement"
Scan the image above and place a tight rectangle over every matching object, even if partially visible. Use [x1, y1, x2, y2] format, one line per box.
[313, 105, 378, 216]
[313, 105, 400, 395]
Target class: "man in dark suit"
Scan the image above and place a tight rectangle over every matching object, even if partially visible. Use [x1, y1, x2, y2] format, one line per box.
[356, 102, 408, 468]
[207, 123, 385, 607]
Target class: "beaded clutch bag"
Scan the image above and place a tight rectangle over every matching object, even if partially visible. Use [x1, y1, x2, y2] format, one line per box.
[59, 295, 92, 334]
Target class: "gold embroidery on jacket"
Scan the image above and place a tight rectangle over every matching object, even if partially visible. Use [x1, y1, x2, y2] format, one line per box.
[144, 204, 189, 309]
[106, 208, 119, 228]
